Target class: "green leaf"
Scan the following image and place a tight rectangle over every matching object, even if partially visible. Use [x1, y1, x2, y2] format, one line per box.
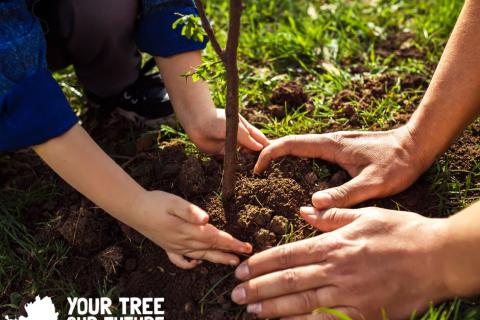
[172, 13, 207, 42]
[313, 308, 353, 320]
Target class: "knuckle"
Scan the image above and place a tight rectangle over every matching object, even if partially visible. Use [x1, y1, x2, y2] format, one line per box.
[187, 204, 197, 216]
[329, 185, 350, 205]
[325, 207, 341, 222]
[278, 245, 294, 268]
[328, 132, 345, 147]
[281, 268, 298, 291]
[261, 148, 273, 160]
[306, 239, 321, 257]
[299, 291, 317, 312]
[247, 281, 260, 300]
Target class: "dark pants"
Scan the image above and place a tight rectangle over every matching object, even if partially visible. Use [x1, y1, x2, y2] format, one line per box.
[34, 0, 141, 97]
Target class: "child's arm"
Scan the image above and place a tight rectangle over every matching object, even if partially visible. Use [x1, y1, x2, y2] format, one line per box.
[33, 124, 252, 269]
[155, 51, 269, 154]
[134, 1, 268, 153]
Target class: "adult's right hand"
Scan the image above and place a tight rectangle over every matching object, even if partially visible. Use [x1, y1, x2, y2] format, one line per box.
[254, 126, 431, 210]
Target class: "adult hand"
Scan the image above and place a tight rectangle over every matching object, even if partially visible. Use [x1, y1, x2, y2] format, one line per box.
[189, 108, 270, 155]
[231, 207, 451, 319]
[254, 126, 431, 210]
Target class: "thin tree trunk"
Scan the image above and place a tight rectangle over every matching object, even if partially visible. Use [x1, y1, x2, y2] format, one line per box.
[222, 0, 242, 201]
[192, 0, 226, 62]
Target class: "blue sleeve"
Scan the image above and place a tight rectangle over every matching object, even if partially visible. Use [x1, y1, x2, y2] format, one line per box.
[0, 0, 78, 151]
[137, 0, 208, 57]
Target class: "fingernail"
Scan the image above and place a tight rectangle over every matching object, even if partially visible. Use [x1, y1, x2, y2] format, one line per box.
[195, 208, 209, 222]
[312, 192, 334, 208]
[229, 259, 239, 266]
[243, 243, 253, 253]
[202, 212, 210, 221]
[231, 287, 246, 303]
[235, 263, 250, 279]
[247, 303, 262, 314]
[300, 206, 316, 215]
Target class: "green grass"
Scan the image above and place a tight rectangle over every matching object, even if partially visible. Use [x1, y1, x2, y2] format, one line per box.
[2, 0, 479, 319]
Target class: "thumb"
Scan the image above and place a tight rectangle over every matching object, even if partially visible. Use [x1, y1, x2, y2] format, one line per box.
[312, 173, 381, 209]
[300, 207, 362, 232]
[169, 196, 210, 225]
[166, 251, 202, 269]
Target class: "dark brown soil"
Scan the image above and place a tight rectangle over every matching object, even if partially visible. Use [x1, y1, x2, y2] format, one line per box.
[376, 31, 425, 60]
[243, 81, 310, 122]
[3, 113, 480, 319]
[330, 72, 428, 130]
[270, 81, 309, 111]
[1, 132, 452, 320]
[2, 64, 479, 319]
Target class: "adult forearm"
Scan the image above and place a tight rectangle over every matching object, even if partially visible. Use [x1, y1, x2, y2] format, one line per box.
[33, 124, 145, 226]
[440, 201, 480, 297]
[407, 0, 480, 166]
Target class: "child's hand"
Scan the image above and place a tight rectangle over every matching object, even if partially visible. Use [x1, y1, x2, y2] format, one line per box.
[154, 53, 269, 155]
[188, 108, 270, 155]
[131, 190, 253, 269]
[34, 125, 251, 270]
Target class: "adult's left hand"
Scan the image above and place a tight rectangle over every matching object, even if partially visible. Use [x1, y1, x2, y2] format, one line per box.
[231, 207, 452, 320]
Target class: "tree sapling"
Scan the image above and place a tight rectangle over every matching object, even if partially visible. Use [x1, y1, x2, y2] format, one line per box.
[174, 0, 244, 201]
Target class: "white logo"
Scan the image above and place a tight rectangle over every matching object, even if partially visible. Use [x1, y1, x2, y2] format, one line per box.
[4, 296, 58, 320]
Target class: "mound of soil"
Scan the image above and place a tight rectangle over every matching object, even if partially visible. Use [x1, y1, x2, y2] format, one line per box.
[270, 81, 309, 111]
[242, 81, 310, 123]
[21, 140, 317, 319]
[6, 112, 476, 319]
[34, 139, 443, 319]
[376, 31, 424, 60]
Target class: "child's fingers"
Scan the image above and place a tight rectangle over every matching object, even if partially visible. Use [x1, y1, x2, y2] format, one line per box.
[238, 122, 264, 151]
[240, 116, 270, 147]
[185, 224, 252, 254]
[167, 251, 202, 269]
[186, 250, 241, 266]
[169, 195, 209, 225]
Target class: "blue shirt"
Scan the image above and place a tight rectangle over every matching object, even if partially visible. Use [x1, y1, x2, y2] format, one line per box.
[0, 0, 207, 151]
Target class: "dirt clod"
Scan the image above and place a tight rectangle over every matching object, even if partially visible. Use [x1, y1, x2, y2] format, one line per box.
[270, 216, 289, 235]
[270, 81, 309, 110]
[329, 171, 349, 187]
[136, 134, 155, 153]
[177, 157, 207, 197]
[304, 171, 318, 185]
[247, 205, 273, 227]
[184, 302, 194, 313]
[254, 228, 277, 250]
[267, 104, 287, 118]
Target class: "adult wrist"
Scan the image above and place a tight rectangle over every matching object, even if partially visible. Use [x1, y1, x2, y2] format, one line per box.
[440, 206, 480, 298]
[427, 218, 459, 300]
[393, 125, 435, 174]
